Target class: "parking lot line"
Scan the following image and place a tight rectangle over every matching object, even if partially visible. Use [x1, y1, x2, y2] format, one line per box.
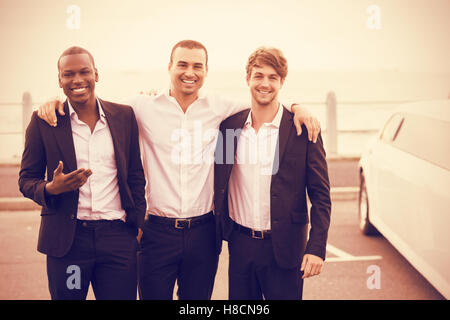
[326, 244, 382, 263]
[326, 256, 383, 262]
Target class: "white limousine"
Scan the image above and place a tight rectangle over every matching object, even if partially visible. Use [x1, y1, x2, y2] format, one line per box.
[358, 100, 450, 299]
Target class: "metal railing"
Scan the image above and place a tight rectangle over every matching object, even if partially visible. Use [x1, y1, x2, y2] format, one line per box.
[0, 92, 37, 143]
[0, 91, 421, 158]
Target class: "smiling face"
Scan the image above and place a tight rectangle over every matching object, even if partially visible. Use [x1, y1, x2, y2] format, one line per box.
[247, 63, 284, 107]
[58, 53, 98, 107]
[168, 47, 208, 98]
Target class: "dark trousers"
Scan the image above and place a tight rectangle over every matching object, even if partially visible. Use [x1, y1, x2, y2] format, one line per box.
[228, 228, 303, 300]
[138, 212, 219, 300]
[46, 220, 138, 300]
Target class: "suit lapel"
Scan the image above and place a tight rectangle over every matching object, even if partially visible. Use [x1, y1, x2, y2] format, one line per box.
[222, 109, 250, 181]
[53, 101, 77, 172]
[273, 106, 294, 176]
[230, 108, 250, 167]
[234, 108, 251, 152]
[101, 99, 126, 177]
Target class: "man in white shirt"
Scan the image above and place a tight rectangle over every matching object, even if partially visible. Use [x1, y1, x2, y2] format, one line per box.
[20, 47, 146, 299]
[37, 40, 321, 300]
[214, 47, 331, 299]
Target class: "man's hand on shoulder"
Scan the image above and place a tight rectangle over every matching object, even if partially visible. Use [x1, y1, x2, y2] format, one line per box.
[37, 98, 65, 127]
[291, 104, 321, 143]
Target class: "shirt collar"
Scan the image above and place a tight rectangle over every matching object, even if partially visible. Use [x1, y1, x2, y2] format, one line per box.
[68, 97, 106, 122]
[160, 87, 208, 102]
[245, 103, 284, 129]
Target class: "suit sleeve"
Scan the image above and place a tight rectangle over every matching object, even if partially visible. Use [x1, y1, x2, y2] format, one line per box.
[305, 132, 331, 260]
[127, 108, 147, 228]
[18, 112, 54, 210]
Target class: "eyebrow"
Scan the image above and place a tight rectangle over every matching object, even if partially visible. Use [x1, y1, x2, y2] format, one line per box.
[61, 67, 91, 73]
[176, 60, 204, 66]
[253, 71, 279, 77]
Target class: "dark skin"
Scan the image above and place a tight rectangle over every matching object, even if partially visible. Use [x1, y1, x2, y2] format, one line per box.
[45, 161, 92, 195]
[45, 53, 97, 195]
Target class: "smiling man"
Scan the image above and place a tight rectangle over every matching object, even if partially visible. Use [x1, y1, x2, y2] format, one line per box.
[19, 46, 146, 300]
[215, 47, 331, 300]
[36, 40, 321, 300]
[168, 43, 208, 111]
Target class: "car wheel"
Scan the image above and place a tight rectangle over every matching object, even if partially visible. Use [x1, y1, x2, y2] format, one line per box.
[358, 171, 379, 235]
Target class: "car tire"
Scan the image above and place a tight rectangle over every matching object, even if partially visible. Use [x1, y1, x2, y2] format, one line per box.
[358, 171, 379, 236]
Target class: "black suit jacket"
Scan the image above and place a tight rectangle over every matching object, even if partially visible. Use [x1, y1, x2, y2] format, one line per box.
[19, 99, 146, 258]
[214, 106, 331, 268]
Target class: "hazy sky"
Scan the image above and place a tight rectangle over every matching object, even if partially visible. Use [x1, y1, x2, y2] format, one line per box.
[0, 0, 449, 101]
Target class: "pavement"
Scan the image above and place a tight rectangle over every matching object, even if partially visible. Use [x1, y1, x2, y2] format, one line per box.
[0, 201, 444, 300]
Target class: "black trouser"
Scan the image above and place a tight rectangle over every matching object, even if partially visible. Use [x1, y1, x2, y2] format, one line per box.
[138, 212, 219, 300]
[46, 219, 138, 300]
[228, 225, 303, 300]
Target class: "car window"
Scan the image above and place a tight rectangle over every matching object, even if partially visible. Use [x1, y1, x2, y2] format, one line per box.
[380, 113, 404, 143]
[392, 113, 450, 171]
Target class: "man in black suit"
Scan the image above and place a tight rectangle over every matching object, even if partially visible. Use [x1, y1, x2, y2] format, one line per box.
[18, 46, 146, 300]
[214, 47, 331, 299]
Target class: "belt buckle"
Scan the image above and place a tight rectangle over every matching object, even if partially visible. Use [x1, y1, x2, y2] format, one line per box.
[251, 229, 264, 239]
[175, 218, 191, 229]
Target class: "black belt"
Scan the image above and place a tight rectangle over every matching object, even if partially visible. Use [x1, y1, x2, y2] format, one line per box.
[233, 221, 272, 240]
[148, 211, 214, 229]
[77, 219, 124, 228]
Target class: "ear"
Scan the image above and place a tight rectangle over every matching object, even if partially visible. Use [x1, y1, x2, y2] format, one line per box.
[94, 68, 99, 82]
[58, 73, 63, 88]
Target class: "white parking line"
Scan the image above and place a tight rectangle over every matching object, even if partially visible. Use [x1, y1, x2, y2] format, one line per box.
[326, 244, 382, 262]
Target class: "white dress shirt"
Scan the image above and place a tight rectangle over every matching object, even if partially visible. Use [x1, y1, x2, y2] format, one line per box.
[228, 104, 284, 230]
[68, 99, 126, 221]
[126, 90, 244, 218]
